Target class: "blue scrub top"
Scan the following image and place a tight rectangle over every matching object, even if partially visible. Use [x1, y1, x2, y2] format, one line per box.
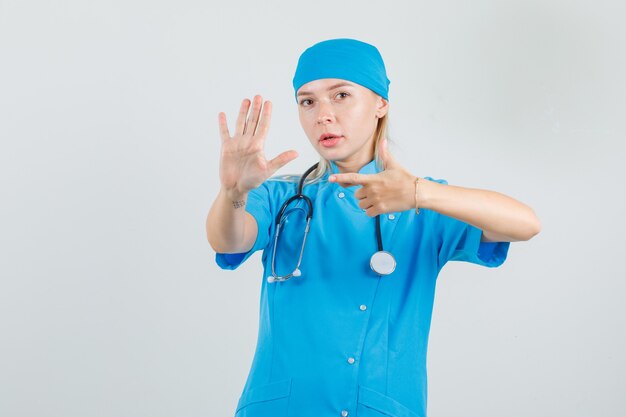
[215, 158, 510, 417]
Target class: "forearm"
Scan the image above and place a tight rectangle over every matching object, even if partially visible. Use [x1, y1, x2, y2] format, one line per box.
[206, 188, 249, 253]
[416, 178, 541, 241]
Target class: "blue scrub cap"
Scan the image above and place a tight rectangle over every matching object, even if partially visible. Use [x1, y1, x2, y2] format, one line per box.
[292, 38, 391, 103]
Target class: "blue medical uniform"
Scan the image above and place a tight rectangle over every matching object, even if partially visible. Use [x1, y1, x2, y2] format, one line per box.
[215, 158, 510, 417]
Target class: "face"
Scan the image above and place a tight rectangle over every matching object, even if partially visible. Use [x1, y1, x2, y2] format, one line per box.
[296, 78, 388, 172]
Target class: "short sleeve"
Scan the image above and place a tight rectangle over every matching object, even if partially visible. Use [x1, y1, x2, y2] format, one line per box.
[430, 178, 510, 269]
[214, 183, 273, 270]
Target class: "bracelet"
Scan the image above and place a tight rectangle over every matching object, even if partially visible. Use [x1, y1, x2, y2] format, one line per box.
[414, 177, 421, 215]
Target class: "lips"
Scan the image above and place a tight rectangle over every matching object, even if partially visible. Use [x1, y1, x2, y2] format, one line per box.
[319, 133, 342, 141]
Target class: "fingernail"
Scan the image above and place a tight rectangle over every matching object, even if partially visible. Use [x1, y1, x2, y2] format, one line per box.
[329, 175, 335, 181]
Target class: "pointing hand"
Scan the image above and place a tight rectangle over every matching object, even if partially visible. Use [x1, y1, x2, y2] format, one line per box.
[328, 138, 417, 216]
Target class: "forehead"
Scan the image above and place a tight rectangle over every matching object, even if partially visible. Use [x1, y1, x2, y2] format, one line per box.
[297, 78, 366, 96]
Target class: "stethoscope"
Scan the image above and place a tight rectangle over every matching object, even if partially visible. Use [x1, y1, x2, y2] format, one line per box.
[267, 162, 397, 283]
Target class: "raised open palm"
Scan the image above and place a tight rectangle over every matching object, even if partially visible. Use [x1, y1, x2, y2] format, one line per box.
[218, 95, 298, 194]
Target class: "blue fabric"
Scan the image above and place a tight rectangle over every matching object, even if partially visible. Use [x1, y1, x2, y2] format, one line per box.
[215, 159, 511, 417]
[292, 38, 391, 103]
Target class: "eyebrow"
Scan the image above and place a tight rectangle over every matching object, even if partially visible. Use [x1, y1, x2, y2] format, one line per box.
[297, 81, 355, 97]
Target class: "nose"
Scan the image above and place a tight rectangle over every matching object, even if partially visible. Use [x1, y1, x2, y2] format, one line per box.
[317, 101, 334, 124]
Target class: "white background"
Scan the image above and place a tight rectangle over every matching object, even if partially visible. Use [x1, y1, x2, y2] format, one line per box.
[1, 0, 624, 416]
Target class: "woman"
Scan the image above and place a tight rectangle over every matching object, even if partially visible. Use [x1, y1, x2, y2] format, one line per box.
[206, 38, 541, 417]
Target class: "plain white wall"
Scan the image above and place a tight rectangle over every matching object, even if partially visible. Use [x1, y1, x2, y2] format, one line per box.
[1, 0, 624, 416]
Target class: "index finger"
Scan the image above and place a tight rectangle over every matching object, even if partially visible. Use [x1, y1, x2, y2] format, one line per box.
[328, 173, 371, 186]
[218, 112, 230, 142]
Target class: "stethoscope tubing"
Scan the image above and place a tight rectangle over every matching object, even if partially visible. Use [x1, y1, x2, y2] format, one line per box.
[268, 161, 395, 283]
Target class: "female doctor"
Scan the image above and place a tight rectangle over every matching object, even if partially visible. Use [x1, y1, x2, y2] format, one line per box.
[206, 38, 541, 417]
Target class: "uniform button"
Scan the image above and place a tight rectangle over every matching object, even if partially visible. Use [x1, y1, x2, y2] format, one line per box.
[388, 214, 395, 220]
[341, 410, 349, 417]
[338, 192, 345, 198]
[347, 357, 355, 364]
[359, 304, 367, 311]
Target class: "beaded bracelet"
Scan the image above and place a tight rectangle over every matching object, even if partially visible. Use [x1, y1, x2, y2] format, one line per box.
[414, 177, 421, 215]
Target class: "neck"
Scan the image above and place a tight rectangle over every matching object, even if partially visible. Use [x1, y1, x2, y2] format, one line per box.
[333, 155, 374, 174]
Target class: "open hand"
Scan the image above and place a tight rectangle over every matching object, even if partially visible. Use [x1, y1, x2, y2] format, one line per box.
[218, 95, 298, 194]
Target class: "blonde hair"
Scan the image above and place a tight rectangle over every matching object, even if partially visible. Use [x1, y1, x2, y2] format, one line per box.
[297, 112, 391, 186]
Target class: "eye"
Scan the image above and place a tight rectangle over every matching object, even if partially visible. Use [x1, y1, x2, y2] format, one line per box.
[336, 92, 349, 99]
[299, 98, 313, 106]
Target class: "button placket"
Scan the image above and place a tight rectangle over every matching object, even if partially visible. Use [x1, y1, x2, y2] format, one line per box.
[330, 177, 384, 417]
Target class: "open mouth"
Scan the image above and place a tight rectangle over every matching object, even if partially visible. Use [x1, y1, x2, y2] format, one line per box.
[319, 133, 343, 142]
[319, 135, 343, 147]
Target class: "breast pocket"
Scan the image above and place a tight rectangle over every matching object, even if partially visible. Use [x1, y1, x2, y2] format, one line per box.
[356, 385, 422, 417]
[234, 378, 292, 417]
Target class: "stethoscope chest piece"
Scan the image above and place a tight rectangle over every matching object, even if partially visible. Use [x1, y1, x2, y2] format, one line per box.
[370, 250, 396, 276]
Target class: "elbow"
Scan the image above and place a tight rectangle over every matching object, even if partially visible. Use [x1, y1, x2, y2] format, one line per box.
[208, 242, 220, 253]
[522, 211, 542, 241]
[207, 236, 221, 253]
[207, 229, 224, 253]
[208, 234, 231, 254]
[525, 223, 541, 241]
[207, 234, 243, 254]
